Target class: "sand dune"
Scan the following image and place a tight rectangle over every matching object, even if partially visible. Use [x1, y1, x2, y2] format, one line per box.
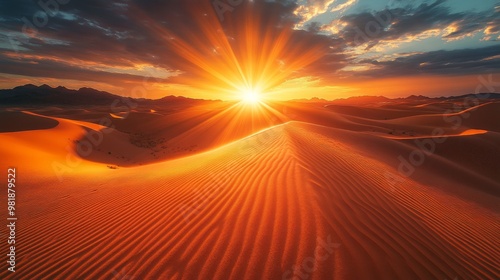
[375, 102, 500, 136]
[0, 101, 499, 279]
[381, 128, 488, 139]
[1, 120, 499, 279]
[0, 111, 153, 176]
[325, 104, 437, 120]
[0, 111, 58, 132]
[109, 112, 126, 119]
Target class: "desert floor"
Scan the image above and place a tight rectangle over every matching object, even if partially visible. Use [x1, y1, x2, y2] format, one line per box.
[0, 100, 499, 279]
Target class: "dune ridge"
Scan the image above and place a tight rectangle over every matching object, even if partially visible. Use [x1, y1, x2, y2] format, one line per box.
[1, 120, 498, 279]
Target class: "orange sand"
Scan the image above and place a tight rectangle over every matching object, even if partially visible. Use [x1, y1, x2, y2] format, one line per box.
[0, 101, 498, 279]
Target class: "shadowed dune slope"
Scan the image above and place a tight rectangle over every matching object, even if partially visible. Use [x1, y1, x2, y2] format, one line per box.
[0, 111, 59, 132]
[380, 102, 500, 134]
[1, 122, 498, 280]
[325, 104, 437, 120]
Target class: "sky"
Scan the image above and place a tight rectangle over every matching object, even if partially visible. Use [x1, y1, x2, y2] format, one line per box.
[0, 0, 499, 100]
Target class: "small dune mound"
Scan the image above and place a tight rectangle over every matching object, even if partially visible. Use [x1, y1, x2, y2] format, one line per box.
[0, 111, 59, 132]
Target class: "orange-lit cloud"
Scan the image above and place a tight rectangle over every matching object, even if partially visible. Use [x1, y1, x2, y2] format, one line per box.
[0, 0, 499, 100]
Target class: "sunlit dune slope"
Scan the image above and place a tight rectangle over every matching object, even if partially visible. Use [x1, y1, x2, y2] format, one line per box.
[0, 102, 289, 170]
[283, 102, 500, 196]
[29, 102, 289, 162]
[92, 102, 287, 162]
[11, 101, 497, 168]
[0, 111, 152, 176]
[0, 111, 100, 176]
[285, 122, 500, 202]
[379, 102, 500, 134]
[0, 122, 498, 280]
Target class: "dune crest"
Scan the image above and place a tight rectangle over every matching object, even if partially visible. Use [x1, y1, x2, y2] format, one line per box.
[1, 120, 499, 279]
[1, 99, 499, 279]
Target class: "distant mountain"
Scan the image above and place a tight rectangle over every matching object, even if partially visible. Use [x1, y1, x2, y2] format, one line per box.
[442, 93, 500, 100]
[400, 95, 431, 101]
[154, 94, 212, 105]
[330, 93, 500, 105]
[330, 96, 390, 105]
[1, 84, 498, 106]
[0, 84, 208, 106]
[289, 97, 328, 103]
[0, 84, 125, 106]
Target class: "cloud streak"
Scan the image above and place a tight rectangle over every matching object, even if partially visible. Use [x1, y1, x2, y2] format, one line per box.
[0, 0, 498, 99]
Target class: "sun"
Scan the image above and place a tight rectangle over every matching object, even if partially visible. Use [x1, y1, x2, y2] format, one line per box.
[241, 88, 262, 104]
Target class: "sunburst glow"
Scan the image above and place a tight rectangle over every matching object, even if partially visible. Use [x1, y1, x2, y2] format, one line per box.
[241, 88, 262, 104]
[136, 1, 327, 101]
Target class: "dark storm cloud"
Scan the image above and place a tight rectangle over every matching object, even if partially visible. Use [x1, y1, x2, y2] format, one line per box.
[0, 1, 288, 70]
[0, 0, 164, 67]
[0, 0, 498, 87]
[338, 0, 498, 48]
[0, 52, 172, 84]
[318, 0, 500, 78]
[358, 45, 500, 77]
[0, 0, 348, 83]
[0, 0, 218, 81]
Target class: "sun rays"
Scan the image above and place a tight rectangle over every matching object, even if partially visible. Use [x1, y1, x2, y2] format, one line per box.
[133, 1, 327, 101]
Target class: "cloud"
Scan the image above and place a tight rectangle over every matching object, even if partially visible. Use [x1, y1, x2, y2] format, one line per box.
[483, 17, 500, 41]
[294, 0, 337, 24]
[327, 0, 499, 48]
[0, 0, 498, 97]
[0, 51, 176, 84]
[0, 0, 349, 93]
[330, 0, 357, 12]
[351, 45, 500, 77]
[294, 0, 358, 28]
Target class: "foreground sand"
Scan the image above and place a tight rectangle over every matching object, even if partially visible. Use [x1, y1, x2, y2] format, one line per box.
[0, 102, 499, 279]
